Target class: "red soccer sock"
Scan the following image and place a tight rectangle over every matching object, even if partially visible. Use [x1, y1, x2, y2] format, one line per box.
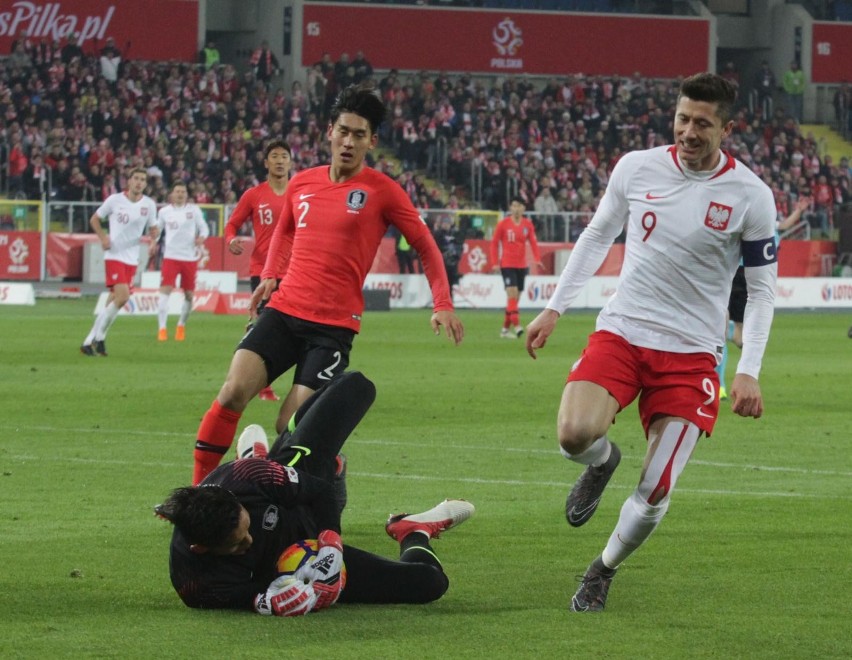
[507, 298, 520, 326]
[503, 310, 511, 329]
[193, 400, 241, 485]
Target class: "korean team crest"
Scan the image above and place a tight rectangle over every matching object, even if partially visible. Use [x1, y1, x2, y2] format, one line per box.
[704, 202, 732, 231]
[347, 189, 367, 210]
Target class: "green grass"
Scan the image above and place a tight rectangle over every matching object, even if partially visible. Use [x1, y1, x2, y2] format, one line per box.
[1, 301, 850, 658]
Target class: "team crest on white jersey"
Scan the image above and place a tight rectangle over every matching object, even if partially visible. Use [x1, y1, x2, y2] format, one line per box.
[704, 202, 732, 231]
[347, 189, 367, 210]
[141, 207, 149, 216]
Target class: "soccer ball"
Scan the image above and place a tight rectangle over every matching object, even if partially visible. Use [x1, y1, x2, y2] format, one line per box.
[277, 539, 320, 578]
[277, 539, 347, 589]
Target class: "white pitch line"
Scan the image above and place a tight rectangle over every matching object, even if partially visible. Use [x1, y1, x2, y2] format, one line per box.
[4, 454, 849, 501]
[3, 424, 851, 479]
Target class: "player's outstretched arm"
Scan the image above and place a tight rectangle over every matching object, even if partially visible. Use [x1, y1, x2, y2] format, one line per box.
[729, 373, 764, 419]
[249, 278, 277, 319]
[525, 308, 560, 359]
[431, 310, 464, 345]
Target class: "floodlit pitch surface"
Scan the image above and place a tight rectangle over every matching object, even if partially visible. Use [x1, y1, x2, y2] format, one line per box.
[1, 301, 849, 658]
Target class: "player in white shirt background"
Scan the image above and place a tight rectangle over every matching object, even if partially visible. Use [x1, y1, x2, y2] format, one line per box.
[525, 73, 778, 612]
[156, 181, 210, 342]
[81, 167, 159, 357]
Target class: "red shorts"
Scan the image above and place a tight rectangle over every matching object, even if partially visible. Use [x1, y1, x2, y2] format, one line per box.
[104, 260, 137, 289]
[160, 258, 199, 291]
[567, 330, 720, 436]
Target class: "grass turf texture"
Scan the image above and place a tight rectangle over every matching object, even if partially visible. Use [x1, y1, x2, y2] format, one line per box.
[0, 301, 849, 658]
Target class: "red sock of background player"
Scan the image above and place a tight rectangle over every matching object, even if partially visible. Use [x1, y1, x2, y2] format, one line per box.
[193, 400, 241, 485]
[507, 298, 520, 327]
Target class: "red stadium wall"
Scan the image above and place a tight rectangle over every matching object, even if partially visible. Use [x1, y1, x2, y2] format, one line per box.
[811, 23, 852, 84]
[0, 0, 198, 62]
[302, 4, 710, 78]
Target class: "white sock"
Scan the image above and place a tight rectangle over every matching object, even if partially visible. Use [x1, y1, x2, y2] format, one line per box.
[560, 435, 611, 467]
[158, 293, 169, 331]
[95, 302, 120, 341]
[600, 421, 701, 569]
[178, 298, 192, 326]
[601, 491, 668, 569]
[83, 314, 101, 345]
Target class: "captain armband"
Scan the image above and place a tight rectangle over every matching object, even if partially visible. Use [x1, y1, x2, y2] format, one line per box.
[741, 237, 777, 267]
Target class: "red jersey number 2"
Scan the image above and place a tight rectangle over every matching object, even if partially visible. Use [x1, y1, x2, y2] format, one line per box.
[297, 200, 309, 228]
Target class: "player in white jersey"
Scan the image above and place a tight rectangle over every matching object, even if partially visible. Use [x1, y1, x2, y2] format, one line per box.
[81, 168, 159, 357]
[525, 73, 778, 612]
[155, 181, 210, 342]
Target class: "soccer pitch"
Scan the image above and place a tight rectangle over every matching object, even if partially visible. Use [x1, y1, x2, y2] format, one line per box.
[1, 301, 849, 658]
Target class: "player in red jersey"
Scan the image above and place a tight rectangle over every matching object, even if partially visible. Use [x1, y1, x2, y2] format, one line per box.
[224, 139, 292, 402]
[190, 84, 464, 485]
[491, 196, 542, 339]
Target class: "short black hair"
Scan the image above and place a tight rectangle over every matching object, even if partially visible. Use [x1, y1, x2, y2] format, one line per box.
[510, 195, 525, 205]
[156, 485, 241, 548]
[330, 83, 386, 135]
[678, 73, 738, 124]
[264, 139, 291, 160]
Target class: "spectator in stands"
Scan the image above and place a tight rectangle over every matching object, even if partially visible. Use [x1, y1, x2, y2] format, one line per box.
[782, 60, 805, 123]
[60, 33, 84, 65]
[432, 215, 464, 300]
[99, 37, 122, 86]
[199, 40, 221, 71]
[721, 61, 740, 89]
[752, 60, 776, 118]
[534, 185, 559, 237]
[250, 40, 280, 90]
[351, 51, 373, 84]
[833, 83, 850, 133]
[9, 41, 33, 70]
[7, 131, 29, 197]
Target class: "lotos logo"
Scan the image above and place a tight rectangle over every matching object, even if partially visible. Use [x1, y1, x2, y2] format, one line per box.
[704, 202, 732, 231]
[0, 2, 115, 43]
[0, 286, 8, 301]
[822, 283, 852, 301]
[526, 280, 556, 302]
[491, 17, 523, 70]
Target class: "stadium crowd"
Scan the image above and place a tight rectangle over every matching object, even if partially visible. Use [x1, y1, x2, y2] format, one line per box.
[1, 37, 850, 239]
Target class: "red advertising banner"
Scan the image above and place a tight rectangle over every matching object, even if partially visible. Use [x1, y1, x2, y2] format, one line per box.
[811, 23, 852, 84]
[303, 4, 709, 78]
[0, 0, 198, 62]
[0, 231, 41, 280]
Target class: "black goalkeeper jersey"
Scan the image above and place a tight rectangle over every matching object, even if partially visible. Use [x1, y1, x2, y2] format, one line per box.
[167, 456, 339, 610]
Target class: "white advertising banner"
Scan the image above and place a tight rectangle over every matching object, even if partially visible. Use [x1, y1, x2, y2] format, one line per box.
[363, 275, 852, 310]
[140, 271, 238, 293]
[0, 282, 35, 305]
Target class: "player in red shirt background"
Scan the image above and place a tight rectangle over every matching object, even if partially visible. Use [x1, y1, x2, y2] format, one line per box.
[490, 196, 543, 339]
[191, 84, 464, 485]
[224, 139, 292, 401]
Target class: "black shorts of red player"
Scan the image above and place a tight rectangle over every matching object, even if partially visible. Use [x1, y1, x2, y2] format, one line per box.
[238, 308, 354, 391]
[500, 267, 529, 291]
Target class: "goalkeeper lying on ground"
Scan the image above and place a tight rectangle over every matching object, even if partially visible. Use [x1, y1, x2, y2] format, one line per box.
[155, 371, 474, 616]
